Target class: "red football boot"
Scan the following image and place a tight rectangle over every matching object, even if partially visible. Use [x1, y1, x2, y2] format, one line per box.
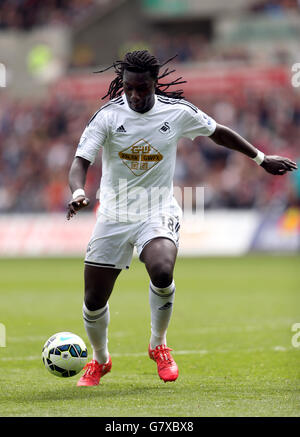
[148, 344, 178, 382]
[77, 357, 112, 387]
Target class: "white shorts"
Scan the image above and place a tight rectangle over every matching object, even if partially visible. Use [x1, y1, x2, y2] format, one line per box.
[85, 214, 180, 270]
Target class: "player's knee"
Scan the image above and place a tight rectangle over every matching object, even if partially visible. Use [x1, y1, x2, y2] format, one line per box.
[149, 262, 173, 288]
[84, 288, 107, 311]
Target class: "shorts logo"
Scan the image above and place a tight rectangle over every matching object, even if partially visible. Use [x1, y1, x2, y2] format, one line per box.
[118, 138, 163, 176]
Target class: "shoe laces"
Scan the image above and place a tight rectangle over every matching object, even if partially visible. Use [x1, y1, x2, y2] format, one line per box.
[82, 360, 101, 377]
[153, 346, 174, 367]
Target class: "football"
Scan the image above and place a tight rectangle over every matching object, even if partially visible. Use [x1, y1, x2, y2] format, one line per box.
[42, 332, 88, 377]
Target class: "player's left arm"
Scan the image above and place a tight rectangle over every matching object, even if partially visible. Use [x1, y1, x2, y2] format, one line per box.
[209, 123, 298, 175]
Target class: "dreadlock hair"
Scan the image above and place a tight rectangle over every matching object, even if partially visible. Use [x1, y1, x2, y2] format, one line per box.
[94, 50, 187, 100]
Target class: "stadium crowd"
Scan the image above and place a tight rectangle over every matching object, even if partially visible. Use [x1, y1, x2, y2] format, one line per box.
[0, 84, 299, 214]
[0, 0, 298, 31]
[249, 0, 300, 14]
[137, 34, 292, 67]
[0, 1, 296, 69]
[0, 0, 102, 30]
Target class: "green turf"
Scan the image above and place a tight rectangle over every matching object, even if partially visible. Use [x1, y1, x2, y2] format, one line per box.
[0, 255, 299, 417]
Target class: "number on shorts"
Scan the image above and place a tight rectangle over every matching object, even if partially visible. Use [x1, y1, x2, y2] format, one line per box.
[161, 216, 177, 233]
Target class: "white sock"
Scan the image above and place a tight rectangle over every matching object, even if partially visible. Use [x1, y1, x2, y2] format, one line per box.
[149, 280, 175, 349]
[83, 302, 110, 364]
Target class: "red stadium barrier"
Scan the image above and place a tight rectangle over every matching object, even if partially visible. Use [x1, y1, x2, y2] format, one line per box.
[52, 65, 291, 100]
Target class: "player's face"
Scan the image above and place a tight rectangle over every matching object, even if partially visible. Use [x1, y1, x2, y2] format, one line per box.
[123, 70, 156, 113]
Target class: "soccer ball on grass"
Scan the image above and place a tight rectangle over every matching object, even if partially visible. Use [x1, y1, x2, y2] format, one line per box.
[42, 332, 88, 377]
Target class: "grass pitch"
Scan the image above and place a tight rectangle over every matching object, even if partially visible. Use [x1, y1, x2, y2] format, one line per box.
[0, 255, 299, 417]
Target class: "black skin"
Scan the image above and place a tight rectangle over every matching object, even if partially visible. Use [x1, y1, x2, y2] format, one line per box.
[67, 70, 298, 310]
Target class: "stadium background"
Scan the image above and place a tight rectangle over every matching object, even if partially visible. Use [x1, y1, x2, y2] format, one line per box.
[0, 0, 299, 418]
[0, 0, 299, 256]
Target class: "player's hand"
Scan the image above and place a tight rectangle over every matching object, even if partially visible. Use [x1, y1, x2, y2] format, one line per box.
[66, 195, 90, 220]
[260, 155, 298, 175]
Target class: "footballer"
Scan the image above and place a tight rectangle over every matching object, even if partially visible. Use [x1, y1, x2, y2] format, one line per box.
[66, 50, 297, 386]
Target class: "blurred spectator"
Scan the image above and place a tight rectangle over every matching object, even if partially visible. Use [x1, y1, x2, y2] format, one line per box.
[70, 44, 96, 69]
[0, 0, 99, 30]
[118, 34, 153, 60]
[250, 0, 300, 14]
[148, 33, 210, 64]
[115, 32, 294, 67]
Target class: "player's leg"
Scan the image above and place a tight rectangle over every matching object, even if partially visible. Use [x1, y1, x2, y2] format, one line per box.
[77, 218, 134, 386]
[77, 266, 121, 387]
[140, 237, 179, 382]
[84, 264, 121, 310]
[83, 265, 121, 364]
[140, 237, 177, 348]
[140, 237, 177, 287]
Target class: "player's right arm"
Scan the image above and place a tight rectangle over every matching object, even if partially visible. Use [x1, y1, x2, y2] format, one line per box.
[66, 106, 109, 220]
[67, 157, 91, 220]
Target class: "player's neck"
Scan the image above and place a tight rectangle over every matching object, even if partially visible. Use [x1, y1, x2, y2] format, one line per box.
[141, 95, 155, 113]
[129, 95, 156, 114]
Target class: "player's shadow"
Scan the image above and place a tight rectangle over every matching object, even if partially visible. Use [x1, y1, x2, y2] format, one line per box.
[24, 382, 169, 403]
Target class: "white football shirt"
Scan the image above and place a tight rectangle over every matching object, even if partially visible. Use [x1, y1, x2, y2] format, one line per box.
[75, 94, 216, 222]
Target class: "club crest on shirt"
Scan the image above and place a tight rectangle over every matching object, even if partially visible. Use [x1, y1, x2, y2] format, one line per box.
[159, 122, 171, 134]
[118, 138, 163, 176]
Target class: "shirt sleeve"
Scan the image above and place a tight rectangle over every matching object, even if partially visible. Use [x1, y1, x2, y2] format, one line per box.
[179, 107, 216, 140]
[75, 111, 109, 165]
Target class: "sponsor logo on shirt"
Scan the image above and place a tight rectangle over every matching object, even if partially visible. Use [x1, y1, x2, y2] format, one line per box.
[118, 139, 163, 176]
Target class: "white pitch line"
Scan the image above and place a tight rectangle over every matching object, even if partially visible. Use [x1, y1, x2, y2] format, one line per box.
[0, 355, 41, 361]
[0, 351, 207, 362]
[6, 320, 295, 343]
[112, 350, 209, 358]
[0, 346, 292, 362]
